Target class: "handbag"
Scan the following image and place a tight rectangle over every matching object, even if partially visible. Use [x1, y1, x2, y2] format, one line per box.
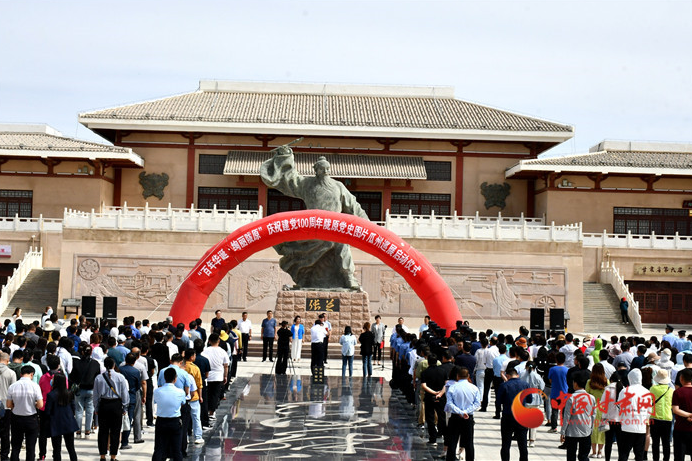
[122, 412, 131, 431]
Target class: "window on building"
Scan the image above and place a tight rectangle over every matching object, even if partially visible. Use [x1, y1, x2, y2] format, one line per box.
[613, 207, 692, 236]
[424, 161, 452, 181]
[198, 154, 226, 175]
[352, 192, 382, 221]
[197, 187, 258, 210]
[267, 189, 305, 215]
[390, 193, 451, 215]
[0, 190, 32, 218]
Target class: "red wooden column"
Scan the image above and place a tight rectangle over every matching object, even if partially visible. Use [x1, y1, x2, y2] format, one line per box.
[186, 134, 196, 207]
[382, 179, 392, 219]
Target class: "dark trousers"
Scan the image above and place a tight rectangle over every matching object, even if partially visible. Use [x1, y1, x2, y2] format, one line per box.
[311, 342, 324, 371]
[262, 337, 274, 361]
[673, 430, 692, 461]
[241, 333, 249, 361]
[37, 409, 50, 458]
[97, 398, 123, 457]
[180, 403, 191, 456]
[10, 414, 38, 461]
[276, 345, 289, 374]
[152, 417, 182, 461]
[323, 337, 329, 363]
[200, 386, 209, 426]
[493, 376, 504, 417]
[207, 381, 223, 414]
[500, 416, 528, 461]
[230, 353, 239, 378]
[51, 432, 77, 461]
[605, 422, 622, 461]
[550, 396, 566, 429]
[0, 411, 10, 459]
[481, 368, 494, 410]
[618, 430, 646, 461]
[651, 419, 672, 461]
[374, 342, 382, 362]
[146, 378, 154, 425]
[621, 310, 630, 323]
[424, 395, 447, 443]
[566, 435, 591, 461]
[446, 414, 474, 461]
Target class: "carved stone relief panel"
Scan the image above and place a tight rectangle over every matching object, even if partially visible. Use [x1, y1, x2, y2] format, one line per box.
[71, 255, 566, 323]
[73, 254, 230, 314]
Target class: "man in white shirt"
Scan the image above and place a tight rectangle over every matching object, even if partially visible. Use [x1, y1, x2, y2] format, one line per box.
[559, 333, 578, 368]
[238, 312, 252, 362]
[310, 320, 327, 372]
[481, 337, 500, 412]
[372, 315, 386, 366]
[201, 334, 229, 420]
[397, 317, 410, 334]
[618, 369, 652, 460]
[139, 320, 151, 336]
[419, 316, 430, 335]
[319, 314, 331, 365]
[6, 366, 43, 461]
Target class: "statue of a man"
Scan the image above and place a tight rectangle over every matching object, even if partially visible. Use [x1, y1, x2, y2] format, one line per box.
[260, 146, 369, 289]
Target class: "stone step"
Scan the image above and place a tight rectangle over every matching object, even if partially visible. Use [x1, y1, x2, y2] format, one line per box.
[7, 269, 60, 320]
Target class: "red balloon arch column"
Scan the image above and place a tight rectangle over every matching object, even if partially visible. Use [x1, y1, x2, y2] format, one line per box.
[168, 210, 462, 333]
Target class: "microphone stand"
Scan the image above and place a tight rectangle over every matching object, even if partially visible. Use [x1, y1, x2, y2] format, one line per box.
[382, 325, 387, 370]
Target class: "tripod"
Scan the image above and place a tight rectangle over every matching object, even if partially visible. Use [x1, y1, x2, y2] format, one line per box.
[270, 349, 296, 375]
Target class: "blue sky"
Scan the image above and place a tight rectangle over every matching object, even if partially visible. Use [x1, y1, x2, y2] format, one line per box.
[1, 0, 690, 156]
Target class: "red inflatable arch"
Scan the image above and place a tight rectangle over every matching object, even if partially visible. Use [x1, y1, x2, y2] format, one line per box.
[168, 210, 462, 333]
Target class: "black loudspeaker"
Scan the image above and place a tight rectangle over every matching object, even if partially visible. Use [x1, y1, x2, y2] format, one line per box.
[530, 308, 545, 330]
[81, 296, 96, 318]
[550, 309, 565, 330]
[103, 296, 118, 319]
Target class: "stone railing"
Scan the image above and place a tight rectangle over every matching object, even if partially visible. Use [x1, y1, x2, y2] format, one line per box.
[600, 260, 642, 334]
[63, 202, 263, 232]
[0, 247, 43, 316]
[384, 210, 579, 241]
[0, 215, 63, 232]
[583, 231, 692, 250]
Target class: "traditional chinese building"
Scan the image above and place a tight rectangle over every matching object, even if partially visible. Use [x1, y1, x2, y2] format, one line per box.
[1, 82, 691, 331]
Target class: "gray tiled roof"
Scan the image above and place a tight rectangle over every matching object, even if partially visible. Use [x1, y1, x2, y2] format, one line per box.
[81, 87, 572, 133]
[524, 150, 692, 169]
[224, 151, 427, 179]
[0, 132, 131, 154]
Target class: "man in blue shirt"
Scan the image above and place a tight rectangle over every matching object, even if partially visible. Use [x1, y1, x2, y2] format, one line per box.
[119, 353, 142, 449]
[497, 366, 531, 461]
[548, 352, 569, 432]
[663, 324, 677, 346]
[445, 367, 481, 461]
[153, 368, 186, 461]
[261, 310, 277, 362]
[492, 344, 509, 418]
[157, 354, 196, 457]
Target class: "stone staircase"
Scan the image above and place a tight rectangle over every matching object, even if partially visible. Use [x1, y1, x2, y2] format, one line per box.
[7, 268, 60, 321]
[582, 282, 638, 336]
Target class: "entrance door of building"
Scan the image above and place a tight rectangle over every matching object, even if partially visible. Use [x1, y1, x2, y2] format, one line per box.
[629, 281, 692, 324]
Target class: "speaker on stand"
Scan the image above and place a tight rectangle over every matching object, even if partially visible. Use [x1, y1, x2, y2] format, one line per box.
[530, 308, 545, 339]
[103, 296, 118, 320]
[549, 308, 565, 335]
[81, 296, 96, 320]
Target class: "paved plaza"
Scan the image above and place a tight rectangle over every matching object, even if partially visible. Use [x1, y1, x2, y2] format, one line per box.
[59, 356, 649, 460]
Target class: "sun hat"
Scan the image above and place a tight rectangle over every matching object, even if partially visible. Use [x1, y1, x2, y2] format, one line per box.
[515, 337, 528, 348]
[43, 321, 55, 332]
[654, 369, 671, 385]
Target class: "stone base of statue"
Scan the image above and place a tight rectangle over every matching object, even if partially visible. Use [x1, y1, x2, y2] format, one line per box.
[274, 290, 371, 344]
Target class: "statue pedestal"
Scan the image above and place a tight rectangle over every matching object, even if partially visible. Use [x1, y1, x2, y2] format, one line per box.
[274, 290, 371, 343]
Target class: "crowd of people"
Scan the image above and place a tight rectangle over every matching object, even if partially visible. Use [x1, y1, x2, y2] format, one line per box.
[388, 319, 692, 461]
[0, 306, 250, 461]
[2, 302, 692, 461]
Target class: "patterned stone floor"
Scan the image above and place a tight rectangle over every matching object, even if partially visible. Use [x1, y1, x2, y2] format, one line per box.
[45, 357, 642, 460]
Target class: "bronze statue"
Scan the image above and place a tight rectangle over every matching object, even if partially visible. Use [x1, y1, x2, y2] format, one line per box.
[260, 145, 368, 290]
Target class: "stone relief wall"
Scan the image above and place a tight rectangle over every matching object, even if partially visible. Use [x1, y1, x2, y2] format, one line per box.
[72, 255, 566, 322]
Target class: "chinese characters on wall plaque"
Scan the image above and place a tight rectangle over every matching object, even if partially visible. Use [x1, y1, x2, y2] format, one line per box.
[306, 298, 341, 312]
[633, 264, 692, 276]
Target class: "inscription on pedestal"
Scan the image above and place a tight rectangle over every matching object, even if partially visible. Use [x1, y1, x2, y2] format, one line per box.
[275, 290, 370, 343]
[306, 298, 341, 312]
